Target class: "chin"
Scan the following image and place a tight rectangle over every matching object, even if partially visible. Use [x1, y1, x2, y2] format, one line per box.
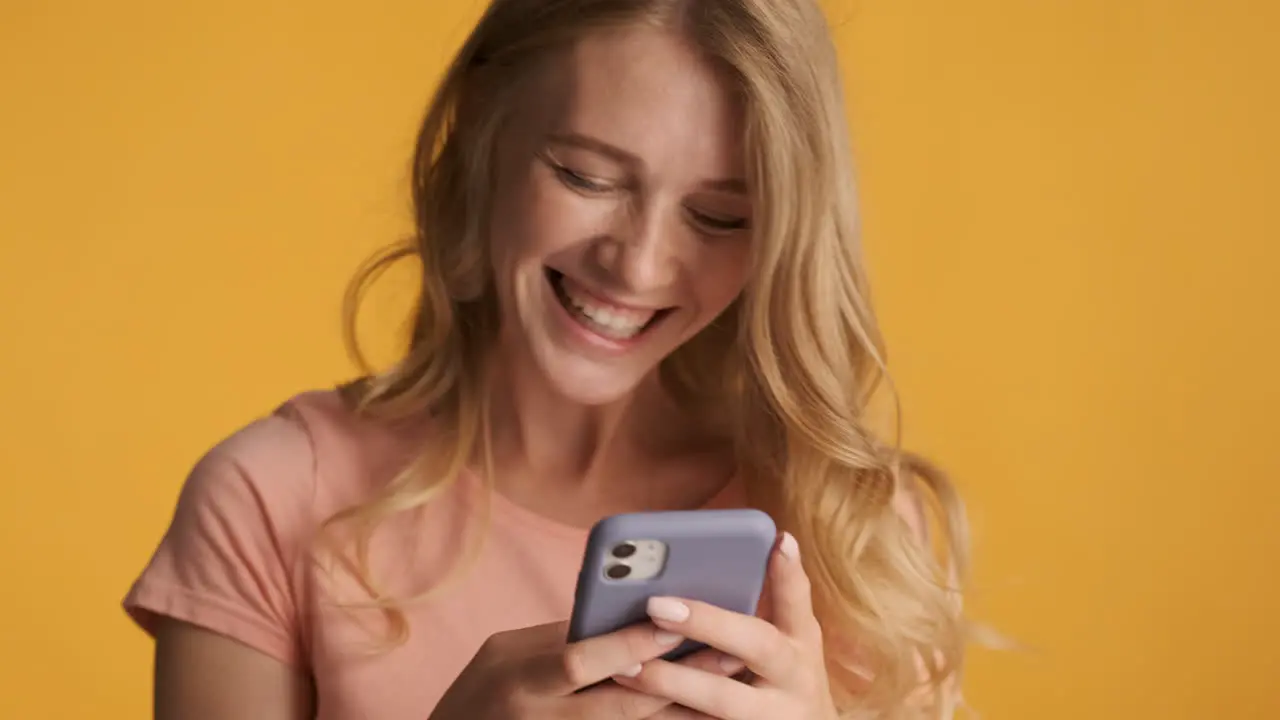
[535, 359, 652, 407]
[514, 266, 683, 406]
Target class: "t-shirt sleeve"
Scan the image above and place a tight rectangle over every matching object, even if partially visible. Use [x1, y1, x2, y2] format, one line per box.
[123, 409, 317, 667]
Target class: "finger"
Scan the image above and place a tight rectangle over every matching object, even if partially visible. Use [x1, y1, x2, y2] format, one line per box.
[766, 532, 822, 644]
[753, 581, 774, 623]
[672, 647, 748, 679]
[527, 622, 686, 695]
[644, 595, 798, 686]
[569, 682, 672, 720]
[571, 648, 745, 720]
[615, 658, 759, 720]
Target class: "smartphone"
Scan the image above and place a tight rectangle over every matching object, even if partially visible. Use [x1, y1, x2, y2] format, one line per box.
[567, 508, 777, 662]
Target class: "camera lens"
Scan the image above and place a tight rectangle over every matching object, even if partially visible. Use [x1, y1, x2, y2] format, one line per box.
[605, 563, 631, 580]
[611, 542, 637, 559]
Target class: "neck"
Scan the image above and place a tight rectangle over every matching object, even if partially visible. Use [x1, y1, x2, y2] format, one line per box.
[485, 355, 673, 487]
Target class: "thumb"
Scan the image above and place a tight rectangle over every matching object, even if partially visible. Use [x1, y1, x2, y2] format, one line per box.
[755, 576, 775, 622]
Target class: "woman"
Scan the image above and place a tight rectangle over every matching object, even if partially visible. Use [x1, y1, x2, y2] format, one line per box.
[124, 0, 970, 718]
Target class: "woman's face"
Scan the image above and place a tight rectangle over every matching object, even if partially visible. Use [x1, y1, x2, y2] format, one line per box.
[488, 25, 753, 406]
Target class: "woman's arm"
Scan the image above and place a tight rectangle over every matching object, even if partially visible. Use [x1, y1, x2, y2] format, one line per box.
[154, 618, 314, 720]
[125, 411, 320, 719]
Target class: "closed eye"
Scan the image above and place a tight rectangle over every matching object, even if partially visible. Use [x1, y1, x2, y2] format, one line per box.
[548, 161, 613, 194]
[687, 208, 750, 233]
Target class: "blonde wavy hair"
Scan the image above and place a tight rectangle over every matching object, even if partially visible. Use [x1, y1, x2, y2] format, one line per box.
[321, 0, 971, 717]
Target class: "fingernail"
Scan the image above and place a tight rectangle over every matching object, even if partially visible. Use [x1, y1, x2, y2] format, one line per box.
[654, 630, 684, 647]
[778, 532, 800, 561]
[617, 663, 643, 678]
[720, 654, 745, 674]
[647, 596, 691, 623]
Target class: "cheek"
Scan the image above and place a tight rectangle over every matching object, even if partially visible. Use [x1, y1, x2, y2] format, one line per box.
[693, 243, 752, 311]
[492, 167, 607, 262]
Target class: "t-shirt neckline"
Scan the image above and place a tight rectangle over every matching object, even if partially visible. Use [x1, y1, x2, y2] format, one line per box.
[458, 468, 745, 546]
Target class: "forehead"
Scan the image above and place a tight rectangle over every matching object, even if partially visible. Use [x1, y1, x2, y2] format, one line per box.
[526, 26, 745, 177]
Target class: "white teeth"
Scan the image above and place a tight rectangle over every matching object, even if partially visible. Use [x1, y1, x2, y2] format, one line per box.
[556, 276, 657, 340]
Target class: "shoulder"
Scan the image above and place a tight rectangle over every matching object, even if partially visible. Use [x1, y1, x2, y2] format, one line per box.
[157, 392, 327, 564]
[124, 388, 431, 661]
[172, 388, 429, 541]
[179, 391, 325, 519]
[194, 393, 320, 492]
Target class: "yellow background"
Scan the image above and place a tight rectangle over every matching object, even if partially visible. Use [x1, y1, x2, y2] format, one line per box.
[1, 0, 1276, 717]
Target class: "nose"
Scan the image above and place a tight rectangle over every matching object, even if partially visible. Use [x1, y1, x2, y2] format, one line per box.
[597, 200, 679, 292]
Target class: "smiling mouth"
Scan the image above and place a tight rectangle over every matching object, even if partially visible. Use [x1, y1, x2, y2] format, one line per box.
[546, 268, 673, 342]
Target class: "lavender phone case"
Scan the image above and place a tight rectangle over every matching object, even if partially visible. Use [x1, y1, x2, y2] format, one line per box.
[568, 508, 777, 662]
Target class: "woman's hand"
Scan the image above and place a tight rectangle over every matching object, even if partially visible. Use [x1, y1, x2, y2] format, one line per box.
[428, 618, 745, 720]
[613, 532, 839, 720]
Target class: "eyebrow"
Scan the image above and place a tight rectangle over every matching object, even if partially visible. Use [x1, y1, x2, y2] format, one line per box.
[546, 132, 636, 165]
[545, 131, 748, 194]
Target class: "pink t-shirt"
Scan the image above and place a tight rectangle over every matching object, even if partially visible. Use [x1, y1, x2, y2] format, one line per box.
[123, 390, 745, 719]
